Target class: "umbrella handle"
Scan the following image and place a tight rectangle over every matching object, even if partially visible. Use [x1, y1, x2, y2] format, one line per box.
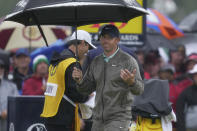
[32, 13, 49, 47]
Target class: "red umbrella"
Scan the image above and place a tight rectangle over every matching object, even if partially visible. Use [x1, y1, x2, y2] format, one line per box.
[147, 8, 184, 39]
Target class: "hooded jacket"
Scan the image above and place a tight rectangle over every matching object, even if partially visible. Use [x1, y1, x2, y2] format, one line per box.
[132, 79, 172, 118]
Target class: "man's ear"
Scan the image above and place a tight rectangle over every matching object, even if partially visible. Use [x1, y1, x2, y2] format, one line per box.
[115, 37, 120, 43]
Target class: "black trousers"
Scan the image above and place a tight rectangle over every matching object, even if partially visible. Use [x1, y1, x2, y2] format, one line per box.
[45, 124, 73, 131]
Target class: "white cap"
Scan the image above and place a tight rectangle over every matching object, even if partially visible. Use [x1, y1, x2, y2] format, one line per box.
[189, 64, 197, 74]
[69, 30, 96, 49]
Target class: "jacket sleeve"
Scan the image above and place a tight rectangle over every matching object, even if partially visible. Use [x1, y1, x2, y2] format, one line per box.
[22, 78, 43, 95]
[65, 63, 89, 103]
[77, 61, 96, 96]
[127, 56, 144, 95]
[176, 88, 188, 131]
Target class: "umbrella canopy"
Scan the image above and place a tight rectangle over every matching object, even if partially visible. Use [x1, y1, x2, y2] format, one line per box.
[30, 39, 66, 62]
[4, 0, 147, 58]
[5, 0, 147, 26]
[179, 10, 197, 32]
[143, 31, 178, 51]
[0, 21, 69, 51]
[0, 49, 10, 71]
[173, 33, 197, 55]
[147, 8, 184, 39]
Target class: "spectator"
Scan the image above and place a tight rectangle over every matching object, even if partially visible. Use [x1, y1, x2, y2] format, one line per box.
[184, 53, 197, 72]
[144, 50, 161, 79]
[168, 47, 185, 79]
[176, 64, 197, 131]
[0, 59, 19, 131]
[22, 55, 49, 95]
[135, 49, 145, 66]
[12, 48, 32, 93]
[158, 64, 178, 113]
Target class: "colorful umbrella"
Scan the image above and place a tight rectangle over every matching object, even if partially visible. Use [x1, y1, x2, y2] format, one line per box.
[147, 8, 184, 39]
[0, 21, 69, 51]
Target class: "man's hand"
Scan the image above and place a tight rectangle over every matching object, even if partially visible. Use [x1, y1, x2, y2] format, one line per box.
[72, 67, 83, 83]
[41, 84, 47, 92]
[120, 69, 136, 86]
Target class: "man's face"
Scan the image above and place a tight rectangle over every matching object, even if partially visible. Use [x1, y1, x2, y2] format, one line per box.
[187, 60, 197, 72]
[171, 51, 184, 64]
[16, 55, 31, 69]
[78, 41, 89, 59]
[100, 34, 119, 53]
[36, 62, 48, 76]
[159, 71, 174, 81]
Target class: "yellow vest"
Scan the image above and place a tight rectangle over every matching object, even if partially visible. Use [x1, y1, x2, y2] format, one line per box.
[41, 58, 80, 131]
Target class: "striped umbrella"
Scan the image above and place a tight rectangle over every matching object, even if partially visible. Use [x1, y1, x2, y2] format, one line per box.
[0, 21, 69, 51]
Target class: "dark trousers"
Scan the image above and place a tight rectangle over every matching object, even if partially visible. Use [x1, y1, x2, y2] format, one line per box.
[45, 124, 73, 131]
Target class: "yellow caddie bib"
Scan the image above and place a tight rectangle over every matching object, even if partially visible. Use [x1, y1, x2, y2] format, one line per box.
[41, 57, 76, 117]
[41, 57, 81, 131]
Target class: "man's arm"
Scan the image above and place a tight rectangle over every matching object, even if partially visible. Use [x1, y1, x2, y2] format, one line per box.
[176, 89, 188, 131]
[72, 62, 96, 96]
[122, 57, 144, 95]
[65, 63, 88, 103]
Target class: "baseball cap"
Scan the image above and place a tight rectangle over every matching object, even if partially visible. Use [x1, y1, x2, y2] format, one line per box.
[98, 24, 120, 39]
[69, 30, 96, 49]
[160, 64, 175, 74]
[188, 53, 197, 61]
[15, 48, 29, 57]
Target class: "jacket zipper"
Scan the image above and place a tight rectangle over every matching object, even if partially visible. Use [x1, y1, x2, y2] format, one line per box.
[101, 61, 107, 122]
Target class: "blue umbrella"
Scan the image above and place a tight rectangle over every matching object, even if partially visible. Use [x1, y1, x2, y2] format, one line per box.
[30, 39, 67, 67]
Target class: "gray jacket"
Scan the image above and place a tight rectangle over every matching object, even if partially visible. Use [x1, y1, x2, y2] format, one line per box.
[77, 49, 144, 122]
[0, 79, 19, 115]
[132, 79, 172, 117]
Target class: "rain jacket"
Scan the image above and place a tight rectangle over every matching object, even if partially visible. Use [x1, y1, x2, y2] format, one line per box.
[132, 79, 172, 118]
[77, 49, 144, 122]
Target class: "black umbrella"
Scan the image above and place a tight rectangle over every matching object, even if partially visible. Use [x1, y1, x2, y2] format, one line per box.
[179, 10, 197, 32]
[4, 0, 147, 45]
[142, 28, 178, 51]
[5, 0, 147, 26]
[172, 33, 197, 55]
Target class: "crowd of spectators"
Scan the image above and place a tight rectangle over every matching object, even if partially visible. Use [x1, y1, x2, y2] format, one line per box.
[0, 44, 197, 131]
